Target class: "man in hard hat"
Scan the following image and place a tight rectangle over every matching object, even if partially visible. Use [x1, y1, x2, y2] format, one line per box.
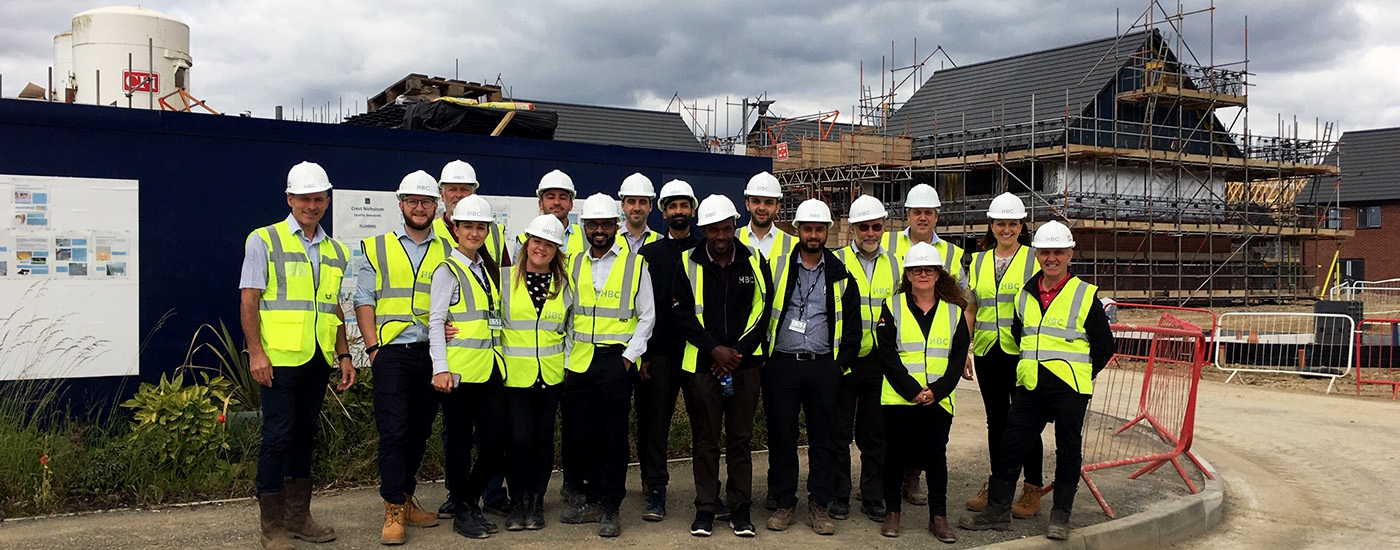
[829, 194, 897, 523]
[633, 180, 701, 524]
[558, 193, 656, 538]
[737, 171, 797, 261]
[240, 161, 357, 550]
[672, 194, 773, 538]
[762, 198, 862, 536]
[353, 170, 453, 544]
[618, 173, 661, 254]
[433, 159, 510, 266]
[959, 220, 1115, 541]
[512, 169, 585, 260]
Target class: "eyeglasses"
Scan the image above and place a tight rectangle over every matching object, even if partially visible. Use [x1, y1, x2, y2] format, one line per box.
[908, 267, 937, 276]
[401, 198, 437, 209]
[584, 220, 618, 230]
[856, 222, 884, 232]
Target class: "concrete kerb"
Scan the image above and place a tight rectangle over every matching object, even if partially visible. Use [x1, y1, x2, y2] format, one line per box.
[975, 454, 1224, 550]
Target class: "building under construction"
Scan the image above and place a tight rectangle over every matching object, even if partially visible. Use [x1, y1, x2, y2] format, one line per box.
[753, 4, 1346, 304]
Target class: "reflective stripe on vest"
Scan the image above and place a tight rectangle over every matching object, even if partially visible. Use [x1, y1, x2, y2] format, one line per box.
[883, 231, 965, 281]
[255, 221, 349, 367]
[435, 218, 508, 265]
[362, 231, 451, 345]
[567, 248, 645, 372]
[1014, 276, 1096, 395]
[738, 226, 797, 265]
[766, 252, 848, 359]
[441, 257, 504, 383]
[619, 229, 660, 255]
[836, 246, 899, 358]
[971, 246, 1039, 356]
[498, 266, 571, 388]
[880, 294, 958, 414]
[680, 251, 768, 373]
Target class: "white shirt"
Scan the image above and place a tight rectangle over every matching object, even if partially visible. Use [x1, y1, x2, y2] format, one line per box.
[575, 242, 656, 363]
[744, 223, 779, 258]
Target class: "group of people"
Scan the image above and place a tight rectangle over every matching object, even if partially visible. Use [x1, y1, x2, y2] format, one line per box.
[240, 160, 1115, 549]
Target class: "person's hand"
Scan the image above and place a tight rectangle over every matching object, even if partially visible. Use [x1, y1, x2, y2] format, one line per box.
[963, 355, 975, 381]
[249, 349, 273, 387]
[336, 358, 356, 391]
[368, 348, 379, 364]
[444, 321, 459, 340]
[638, 359, 652, 380]
[710, 346, 741, 375]
[915, 387, 935, 405]
[623, 357, 635, 371]
[432, 372, 454, 393]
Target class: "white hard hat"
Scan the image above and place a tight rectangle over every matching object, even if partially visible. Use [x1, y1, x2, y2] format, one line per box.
[439, 159, 479, 187]
[1031, 220, 1076, 249]
[744, 171, 782, 198]
[793, 198, 833, 225]
[902, 241, 945, 268]
[696, 194, 741, 227]
[905, 183, 942, 209]
[523, 214, 566, 245]
[987, 192, 1027, 220]
[396, 170, 440, 198]
[450, 195, 493, 223]
[579, 193, 621, 220]
[659, 179, 697, 208]
[619, 173, 656, 199]
[537, 169, 576, 198]
[847, 194, 887, 223]
[286, 161, 332, 194]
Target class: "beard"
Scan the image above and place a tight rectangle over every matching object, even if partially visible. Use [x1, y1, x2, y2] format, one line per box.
[668, 215, 691, 231]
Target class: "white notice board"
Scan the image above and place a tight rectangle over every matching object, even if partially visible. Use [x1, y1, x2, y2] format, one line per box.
[0, 175, 140, 380]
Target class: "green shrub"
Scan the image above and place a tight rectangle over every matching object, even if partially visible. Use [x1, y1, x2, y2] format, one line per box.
[120, 372, 233, 476]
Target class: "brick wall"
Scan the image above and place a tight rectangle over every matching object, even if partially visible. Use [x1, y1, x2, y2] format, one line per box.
[1304, 202, 1400, 289]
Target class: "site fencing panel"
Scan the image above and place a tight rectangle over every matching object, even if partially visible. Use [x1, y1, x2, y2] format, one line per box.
[1213, 312, 1355, 393]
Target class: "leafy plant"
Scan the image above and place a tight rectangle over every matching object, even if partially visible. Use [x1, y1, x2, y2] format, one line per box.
[177, 321, 259, 411]
[120, 372, 233, 474]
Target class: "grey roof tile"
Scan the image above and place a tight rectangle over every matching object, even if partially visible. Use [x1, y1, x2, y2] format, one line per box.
[1298, 127, 1400, 204]
[523, 99, 706, 153]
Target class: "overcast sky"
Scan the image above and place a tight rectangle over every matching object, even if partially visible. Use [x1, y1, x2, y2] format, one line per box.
[3, 0, 1397, 139]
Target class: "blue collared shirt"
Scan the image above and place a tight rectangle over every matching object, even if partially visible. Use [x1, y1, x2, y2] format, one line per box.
[353, 225, 439, 344]
[773, 256, 830, 354]
[239, 214, 325, 290]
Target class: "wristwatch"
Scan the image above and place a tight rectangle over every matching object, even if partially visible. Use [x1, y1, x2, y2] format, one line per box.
[336, 353, 353, 362]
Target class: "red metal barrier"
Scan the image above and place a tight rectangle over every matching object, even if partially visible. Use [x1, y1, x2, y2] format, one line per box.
[1111, 302, 1219, 360]
[1355, 318, 1400, 399]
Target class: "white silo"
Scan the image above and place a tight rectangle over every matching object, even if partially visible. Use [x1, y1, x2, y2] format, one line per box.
[68, 6, 192, 108]
[54, 32, 74, 101]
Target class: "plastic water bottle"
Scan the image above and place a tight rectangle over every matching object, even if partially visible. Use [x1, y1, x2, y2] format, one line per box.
[720, 373, 734, 397]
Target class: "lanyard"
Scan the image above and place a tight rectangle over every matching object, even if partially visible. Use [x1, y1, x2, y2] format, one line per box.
[796, 268, 822, 320]
[465, 262, 495, 310]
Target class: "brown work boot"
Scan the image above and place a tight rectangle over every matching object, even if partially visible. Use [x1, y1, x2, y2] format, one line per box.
[284, 478, 336, 542]
[382, 501, 406, 545]
[929, 516, 957, 544]
[902, 469, 928, 506]
[805, 501, 835, 535]
[880, 511, 901, 537]
[403, 495, 441, 528]
[766, 506, 794, 531]
[1012, 483, 1043, 519]
[966, 481, 989, 512]
[258, 493, 295, 550]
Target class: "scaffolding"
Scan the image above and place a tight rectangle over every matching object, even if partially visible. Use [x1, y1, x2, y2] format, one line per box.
[770, 0, 1348, 305]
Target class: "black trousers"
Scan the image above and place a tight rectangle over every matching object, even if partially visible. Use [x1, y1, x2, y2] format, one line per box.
[834, 355, 886, 505]
[503, 384, 563, 499]
[990, 374, 1089, 514]
[441, 370, 506, 505]
[561, 352, 636, 509]
[373, 345, 436, 504]
[684, 365, 761, 513]
[761, 355, 842, 509]
[976, 346, 1043, 485]
[633, 353, 686, 491]
[257, 354, 330, 494]
[882, 404, 953, 515]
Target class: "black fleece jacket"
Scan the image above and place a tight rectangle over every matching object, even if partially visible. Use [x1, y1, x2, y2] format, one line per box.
[670, 240, 774, 372]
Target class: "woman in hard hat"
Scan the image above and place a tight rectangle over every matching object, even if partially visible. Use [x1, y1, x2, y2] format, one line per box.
[426, 195, 506, 539]
[872, 242, 969, 543]
[496, 214, 575, 532]
[963, 192, 1044, 519]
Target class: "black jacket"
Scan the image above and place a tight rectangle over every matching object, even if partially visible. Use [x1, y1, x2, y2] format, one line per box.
[671, 240, 773, 373]
[770, 249, 864, 369]
[1011, 272, 1117, 389]
[638, 232, 700, 361]
[874, 295, 971, 403]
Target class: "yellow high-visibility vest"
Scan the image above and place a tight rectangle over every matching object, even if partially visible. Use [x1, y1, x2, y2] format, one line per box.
[882, 231, 965, 281]
[439, 256, 504, 382]
[835, 245, 900, 358]
[498, 266, 572, 387]
[738, 225, 798, 264]
[618, 228, 660, 255]
[567, 248, 646, 371]
[1015, 276, 1097, 395]
[970, 246, 1040, 356]
[880, 293, 959, 415]
[679, 251, 768, 373]
[434, 217, 508, 264]
[252, 220, 349, 367]
[361, 231, 452, 344]
[766, 252, 848, 359]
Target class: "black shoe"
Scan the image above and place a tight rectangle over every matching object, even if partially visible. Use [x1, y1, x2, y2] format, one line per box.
[728, 503, 756, 537]
[482, 496, 512, 517]
[690, 510, 715, 537]
[438, 498, 461, 519]
[470, 503, 498, 534]
[957, 506, 1012, 532]
[828, 499, 850, 520]
[525, 494, 545, 530]
[599, 508, 621, 538]
[861, 500, 887, 522]
[452, 507, 490, 539]
[561, 502, 603, 524]
[642, 486, 667, 522]
[715, 500, 731, 521]
[504, 499, 527, 531]
[560, 483, 585, 508]
[1047, 509, 1072, 540]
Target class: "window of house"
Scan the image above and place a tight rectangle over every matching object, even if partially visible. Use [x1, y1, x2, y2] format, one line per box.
[1326, 208, 1342, 230]
[1357, 205, 1382, 229]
